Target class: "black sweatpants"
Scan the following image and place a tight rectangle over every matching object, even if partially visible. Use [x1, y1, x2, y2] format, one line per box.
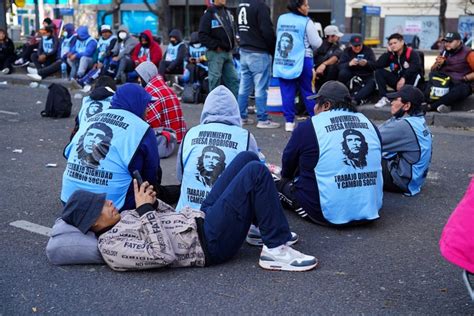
[428, 81, 472, 109]
[375, 69, 420, 97]
[338, 68, 376, 102]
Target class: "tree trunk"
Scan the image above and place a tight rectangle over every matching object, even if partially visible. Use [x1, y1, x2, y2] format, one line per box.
[143, 0, 170, 43]
[439, 0, 447, 36]
[271, 0, 287, 28]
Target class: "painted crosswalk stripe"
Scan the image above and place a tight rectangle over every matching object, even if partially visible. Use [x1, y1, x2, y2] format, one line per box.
[10, 220, 51, 237]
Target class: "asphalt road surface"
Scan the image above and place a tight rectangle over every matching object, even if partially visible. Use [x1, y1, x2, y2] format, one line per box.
[1, 84, 473, 314]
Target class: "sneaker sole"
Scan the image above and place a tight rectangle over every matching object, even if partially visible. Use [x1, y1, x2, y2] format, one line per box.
[258, 258, 319, 272]
[257, 125, 280, 129]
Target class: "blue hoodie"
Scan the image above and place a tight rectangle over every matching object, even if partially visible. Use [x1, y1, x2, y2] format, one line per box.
[71, 26, 97, 59]
[59, 23, 77, 59]
[111, 84, 161, 211]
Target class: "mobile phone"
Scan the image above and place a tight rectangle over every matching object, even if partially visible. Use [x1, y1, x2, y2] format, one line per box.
[357, 54, 364, 60]
[132, 170, 143, 187]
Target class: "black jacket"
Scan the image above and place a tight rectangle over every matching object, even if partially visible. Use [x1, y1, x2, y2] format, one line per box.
[339, 45, 376, 78]
[237, 0, 275, 56]
[375, 45, 422, 80]
[38, 36, 59, 57]
[314, 39, 342, 67]
[0, 37, 15, 60]
[199, 5, 236, 52]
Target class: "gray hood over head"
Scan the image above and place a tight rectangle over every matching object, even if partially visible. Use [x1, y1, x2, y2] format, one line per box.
[200, 85, 242, 126]
[135, 61, 158, 84]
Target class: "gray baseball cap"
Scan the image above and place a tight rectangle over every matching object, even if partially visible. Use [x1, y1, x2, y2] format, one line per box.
[307, 81, 350, 102]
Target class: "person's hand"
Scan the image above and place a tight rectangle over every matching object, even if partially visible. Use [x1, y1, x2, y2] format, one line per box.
[69, 54, 76, 61]
[316, 64, 326, 77]
[435, 55, 446, 66]
[38, 54, 46, 63]
[396, 77, 406, 91]
[133, 179, 157, 208]
[97, 62, 103, 69]
[358, 59, 368, 66]
[349, 58, 358, 67]
[112, 56, 119, 62]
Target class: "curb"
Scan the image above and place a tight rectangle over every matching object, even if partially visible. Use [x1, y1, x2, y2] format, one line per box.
[358, 104, 474, 129]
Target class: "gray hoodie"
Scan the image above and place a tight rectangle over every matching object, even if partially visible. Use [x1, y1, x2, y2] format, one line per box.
[112, 25, 139, 60]
[176, 85, 258, 182]
[135, 61, 158, 84]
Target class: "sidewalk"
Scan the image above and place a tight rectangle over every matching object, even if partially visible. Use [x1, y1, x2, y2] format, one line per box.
[1, 72, 473, 129]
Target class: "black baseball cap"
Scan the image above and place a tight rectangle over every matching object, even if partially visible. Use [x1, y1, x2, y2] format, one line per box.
[350, 34, 363, 46]
[308, 81, 350, 102]
[386, 85, 424, 107]
[62, 190, 106, 234]
[443, 32, 462, 42]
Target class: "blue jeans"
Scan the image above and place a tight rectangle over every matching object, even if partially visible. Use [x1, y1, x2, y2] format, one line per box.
[237, 50, 272, 122]
[279, 57, 315, 123]
[201, 151, 291, 265]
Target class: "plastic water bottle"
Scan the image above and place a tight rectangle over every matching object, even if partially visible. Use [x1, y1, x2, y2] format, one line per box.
[257, 148, 266, 164]
[61, 62, 67, 79]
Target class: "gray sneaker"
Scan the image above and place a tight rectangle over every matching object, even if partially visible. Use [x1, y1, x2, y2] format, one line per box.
[436, 104, 451, 113]
[246, 225, 298, 246]
[257, 120, 280, 129]
[242, 118, 255, 125]
[259, 245, 318, 272]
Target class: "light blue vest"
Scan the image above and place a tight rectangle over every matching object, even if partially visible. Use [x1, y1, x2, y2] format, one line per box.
[61, 35, 75, 57]
[189, 45, 208, 71]
[42, 37, 54, 54]
[75, 37, 96, 54]
[61, 109, 149, 209]
[165, 42, 184, 62]
[402, 116, 432, 196]
[97, 35, 116, 61]
[77, 96, 113, 125]
[312, 110, 383, 224]
[273, 13, 308, 80]
[176, 123, 250, 212]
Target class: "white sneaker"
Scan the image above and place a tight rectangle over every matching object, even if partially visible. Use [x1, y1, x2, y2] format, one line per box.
[1, 68, 10, 74]
[27, 73, 42, 81]
[81, 84, 92, 93]
[259, 244, 318, 272]
[257, 120, 280, 129]
[27, 67, 37, 75]
[374, 96, 390, 108]
[285, 122, 295, 132]
[246, 225, 298, 247]
[436, 104, 451, 113]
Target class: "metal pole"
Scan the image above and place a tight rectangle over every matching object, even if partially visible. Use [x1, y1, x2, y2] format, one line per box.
[34, 0, 40, 30]
[185, 0, 190, 38]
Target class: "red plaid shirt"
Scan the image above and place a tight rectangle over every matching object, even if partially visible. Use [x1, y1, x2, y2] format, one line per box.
[145, 75, 187, 143]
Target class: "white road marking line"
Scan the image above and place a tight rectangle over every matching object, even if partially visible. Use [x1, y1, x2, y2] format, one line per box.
[0, 110, 19, 116]
[10, 220, 51, 237]
[427, 171, 439, 181]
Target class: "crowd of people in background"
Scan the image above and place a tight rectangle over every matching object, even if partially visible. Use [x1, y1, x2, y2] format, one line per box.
[0, 0, 472, 278]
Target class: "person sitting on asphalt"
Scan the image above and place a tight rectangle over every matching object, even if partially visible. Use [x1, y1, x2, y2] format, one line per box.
[0, 28, 16, 75]
[158, 29, 186, 77]
[61, 83, 164, 211]
[131, 29, 163, 70]
[425, 31, 474, 114]
[28, 26, 58, 74]
[337, 34, 377, 106]
[27, 23, 77, 81]
[378, 85, 432, 196]
[70, 76, 117, 140]
[67, 25, 97, 80]
[13, 18, 53, 67]
[74, 24, 117, 90]
[277, 81, 383, 227]
[373, 33, 423, 108]
[186, 31, 208, 95]
[313, 25, 343, 90]
[110, 25, 139, 84]
[135, 61, 187, 158]
[50, 153, 318, 272]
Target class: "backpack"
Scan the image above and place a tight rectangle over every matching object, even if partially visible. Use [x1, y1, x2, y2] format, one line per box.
[182, 83, 201, 104]
[41, 83, 72, 118]
[349, 76, 365, 95]
[428, 72, 451, 102]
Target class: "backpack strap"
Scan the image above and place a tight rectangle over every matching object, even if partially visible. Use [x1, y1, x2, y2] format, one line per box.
[406, 47, 413, 61]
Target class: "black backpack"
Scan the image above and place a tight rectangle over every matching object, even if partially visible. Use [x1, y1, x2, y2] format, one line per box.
[41, 83, 72, 118]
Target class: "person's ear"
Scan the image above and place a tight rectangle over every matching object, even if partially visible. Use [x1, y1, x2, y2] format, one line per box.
[403, 102, 412, 112]
[322, 101, 332, 111]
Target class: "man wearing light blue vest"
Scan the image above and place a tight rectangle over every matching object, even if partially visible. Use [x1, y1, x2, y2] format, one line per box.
[30, 26, 58, 71]
[379, 85, 432, 196]
[61, 83, 162, 211]
[278, 81, 383, 226]
[67, 26, 97, 80]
